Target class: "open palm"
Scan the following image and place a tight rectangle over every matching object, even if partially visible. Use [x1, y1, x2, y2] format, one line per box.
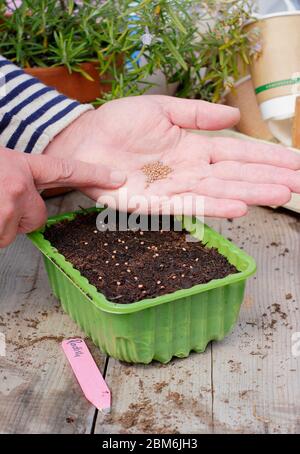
[45, 95, 300, 218]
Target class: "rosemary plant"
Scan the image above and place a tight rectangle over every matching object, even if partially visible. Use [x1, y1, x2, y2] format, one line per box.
[0, 0, 256, 103]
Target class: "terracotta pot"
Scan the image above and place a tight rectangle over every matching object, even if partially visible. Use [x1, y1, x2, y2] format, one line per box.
[24, 62, 111, 103]
[25, 62, 112, 198]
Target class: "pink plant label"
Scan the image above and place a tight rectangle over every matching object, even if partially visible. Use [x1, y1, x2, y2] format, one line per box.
[62, 338, 111, 412]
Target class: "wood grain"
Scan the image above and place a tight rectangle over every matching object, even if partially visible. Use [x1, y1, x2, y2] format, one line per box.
[0, 192, 104, 434]
[212, 207, 300, 433]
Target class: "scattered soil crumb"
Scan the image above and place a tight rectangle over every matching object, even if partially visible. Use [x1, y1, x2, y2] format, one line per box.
[154, 381, 168, 393]
[24, 318, 40, 329]
[239, 390, 250, 399]
[109, 398, 177, 433]
[270, 303, 287, 320]
[66, 417, 74, 423]
[13, 335, 65, 351]
[138, 379, 144, 391]
[167, 391, 184, 406]
[228, 360, 242, 373]
[285, 293, 293, 300]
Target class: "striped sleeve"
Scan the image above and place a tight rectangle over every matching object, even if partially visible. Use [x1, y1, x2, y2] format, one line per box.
[0, 56, 93, 154]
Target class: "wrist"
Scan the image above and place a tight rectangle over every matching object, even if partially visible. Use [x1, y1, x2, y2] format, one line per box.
[43, 108, 114, 169]
[43, 109, 90, 159]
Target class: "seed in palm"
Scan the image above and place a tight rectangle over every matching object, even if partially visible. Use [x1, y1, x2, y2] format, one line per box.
[142, 161, 173, 185]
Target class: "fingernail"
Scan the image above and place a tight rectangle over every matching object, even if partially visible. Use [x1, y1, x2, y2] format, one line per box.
[111, 170, 126, 185]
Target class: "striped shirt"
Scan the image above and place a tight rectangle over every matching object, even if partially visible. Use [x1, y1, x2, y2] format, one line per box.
[0, 56, 93, 154]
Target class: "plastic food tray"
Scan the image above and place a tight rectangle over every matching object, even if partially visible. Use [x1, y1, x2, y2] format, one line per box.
[28, 208, 256, 364]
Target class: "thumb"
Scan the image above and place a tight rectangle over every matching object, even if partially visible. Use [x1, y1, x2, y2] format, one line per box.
[25, 154, 126, 190]
[156, 96, 240, 131]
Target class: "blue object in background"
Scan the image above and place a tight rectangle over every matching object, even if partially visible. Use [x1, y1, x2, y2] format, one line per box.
[257, 0, 300, 14]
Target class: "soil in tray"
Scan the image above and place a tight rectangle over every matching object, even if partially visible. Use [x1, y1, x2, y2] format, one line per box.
[44, 212, 237, 304]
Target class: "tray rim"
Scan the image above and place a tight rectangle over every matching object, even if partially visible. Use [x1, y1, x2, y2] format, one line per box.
[27, 207, 256, 315]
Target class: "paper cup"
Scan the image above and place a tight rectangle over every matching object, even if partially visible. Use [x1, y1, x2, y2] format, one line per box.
[247, 12, 300, 145]
[225, 75, 274, 141]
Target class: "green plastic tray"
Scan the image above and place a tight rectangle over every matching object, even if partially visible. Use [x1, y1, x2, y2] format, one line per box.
[28, 208, 256, 364]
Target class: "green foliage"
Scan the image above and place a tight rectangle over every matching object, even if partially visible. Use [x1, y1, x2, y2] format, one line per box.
[0, 0, 255, 103]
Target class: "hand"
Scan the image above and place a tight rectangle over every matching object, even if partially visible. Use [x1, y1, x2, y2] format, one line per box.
[44, 95, 300, 218]
[0, 147, 125, 247]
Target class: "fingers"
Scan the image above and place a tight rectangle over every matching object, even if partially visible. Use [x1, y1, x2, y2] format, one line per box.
[211, 161, 300, 193]
[194, 178, 291, 206]
[155, 96, 240, 130]
[208, 136, 300, 170]
[93, 190, 247, 219]
[162, 194, 248, 218]
[26, 154, 127, 190]
[17, 193, 47, 234]
[0, 203, 19, 248]
[0, 193, 47, 247]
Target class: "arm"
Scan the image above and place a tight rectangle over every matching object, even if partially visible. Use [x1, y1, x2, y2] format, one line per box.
[0, 56, 125, 248]
[0, 55, 92, 153]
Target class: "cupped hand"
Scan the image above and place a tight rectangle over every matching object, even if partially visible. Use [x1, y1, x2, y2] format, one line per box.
[0, 147, 125, 247]
[44, 95, 300, 218]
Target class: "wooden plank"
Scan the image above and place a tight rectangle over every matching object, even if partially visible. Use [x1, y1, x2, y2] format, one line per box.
[0, 192, 106, 434]
[94, 218, 222, 434]
[94, 353, 213, 434]
[211, 206, 300, 433]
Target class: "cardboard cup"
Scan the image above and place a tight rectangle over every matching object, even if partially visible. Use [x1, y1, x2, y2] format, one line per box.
[247, 12, 300, 145]
[248, 12, 300, 120]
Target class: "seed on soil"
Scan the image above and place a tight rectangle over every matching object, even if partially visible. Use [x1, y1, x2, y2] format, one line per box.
[45, 212, 238, 305]
[93, 230, 98, 234]
[84, 242, 88, 245]
[142, 160, 173, 185]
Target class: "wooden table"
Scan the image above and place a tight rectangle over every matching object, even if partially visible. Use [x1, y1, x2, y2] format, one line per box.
[0, 191, 300, 434]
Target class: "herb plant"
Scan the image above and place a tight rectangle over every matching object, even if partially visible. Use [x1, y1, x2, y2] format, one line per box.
[0, 0, 256, 103]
